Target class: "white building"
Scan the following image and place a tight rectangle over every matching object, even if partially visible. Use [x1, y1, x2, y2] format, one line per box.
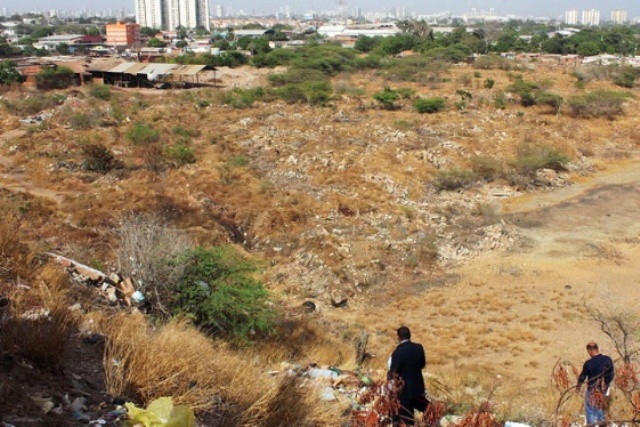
[564, 9, 578, 25]
[136, 0, 163, 29]
[581, 9, 600, 26]
[610, 9, 627, 25]
[135, 0, 210, 31]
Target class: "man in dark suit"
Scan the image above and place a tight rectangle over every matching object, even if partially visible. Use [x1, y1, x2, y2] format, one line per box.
[389, 326, 427, 426]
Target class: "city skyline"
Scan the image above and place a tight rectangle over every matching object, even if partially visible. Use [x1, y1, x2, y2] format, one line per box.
[5, 0, 640, 18]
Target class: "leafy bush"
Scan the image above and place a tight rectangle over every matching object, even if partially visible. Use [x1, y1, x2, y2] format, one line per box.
[174, 247, 276, 339]
[0, 60, 21, 85]
[534, 91, 563, 114]
[36, 66, 74, 90]
[414, 97, 446, 114]
[228, 155, 249, 167]
[395, 87, 416, 99]
[373, 87, 399, 110]
[90, 84, 111, 100]
[433, 168, 477, 192]
[267, 69, 332, 105]
[165, 144, 195, 167]
[126, 122, 161, 145]
[81, 143, 123, 172]
[382, 57, 449, 84]
[218, 87, 265, 109]
[567, 90, 631, 120]
[514, 144, 569, 175]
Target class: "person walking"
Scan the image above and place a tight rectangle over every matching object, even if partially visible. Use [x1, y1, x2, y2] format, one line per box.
[388, 326, 427, 426]
[576, 342, 614, 425]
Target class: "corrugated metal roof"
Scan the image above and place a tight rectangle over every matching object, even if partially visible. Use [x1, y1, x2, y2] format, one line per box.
[108, 62, 137, 73]
[136, 64, 178, 75]
[170, 64, 207, 76]
[86, 59, 124, 72]
[124, 63, 149, 74]
[51, 61, 88, 74]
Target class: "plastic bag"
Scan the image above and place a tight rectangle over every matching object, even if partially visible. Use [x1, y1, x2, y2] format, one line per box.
[124, 397, 195, 427]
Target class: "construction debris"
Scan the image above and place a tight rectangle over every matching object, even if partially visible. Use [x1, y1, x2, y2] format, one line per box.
[46, 252, 142, 307]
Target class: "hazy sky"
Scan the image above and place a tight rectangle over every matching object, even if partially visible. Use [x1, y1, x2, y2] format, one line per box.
[8, 0, 640, 17]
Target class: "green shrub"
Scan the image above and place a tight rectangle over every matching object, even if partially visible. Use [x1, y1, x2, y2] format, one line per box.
[514, 144, 569, 175]
[218, 87, 265, 109]
[483, 78, 495, 89]
[433, 168, 477, 192]
[172, 126, 201, 139]
[396, 87, 416, 99]
[90, 84, 111, 100]
[534, 91, 563, 114]
[0, 60, 21, 85]
[126, 122, 160, 145]
[382, 57, 449, 84]
[414, 97, 446, 114]
[1, 94, 62, 115]
[373, 87, 399, 110]
[166, 144, 195, 167]
[494, 92, 507, 109]
[36, 66, 74, 90]
[81, 143, 123, 172]
[506, 79, 539, 97]
[174, 247, 276, 339]
[567, 90, 631, 120]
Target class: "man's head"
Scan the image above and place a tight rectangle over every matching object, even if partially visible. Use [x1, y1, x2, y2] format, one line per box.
[586, 341, 600, 357]
[397, 326, 411, 341]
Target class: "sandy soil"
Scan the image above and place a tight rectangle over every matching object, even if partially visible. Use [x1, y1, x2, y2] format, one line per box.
[351, 152, 640, 413]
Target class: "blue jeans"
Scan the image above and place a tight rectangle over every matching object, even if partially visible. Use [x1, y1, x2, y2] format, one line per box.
[585, 388, 605, 425]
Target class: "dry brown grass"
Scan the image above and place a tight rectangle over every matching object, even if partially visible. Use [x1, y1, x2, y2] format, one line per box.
[99, 312, 346, 424]
[0, 264, 79, 370]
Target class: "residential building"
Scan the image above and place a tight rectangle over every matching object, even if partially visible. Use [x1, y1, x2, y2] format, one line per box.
[35, 34, 104, 50]
[564, 9, 578, 25]
[581, 9, 600, 26]
[106, 22, 141, 47]
[610, 9, 627, 24]
[135, 0, 163, 29]
[135, 0, 209, 31]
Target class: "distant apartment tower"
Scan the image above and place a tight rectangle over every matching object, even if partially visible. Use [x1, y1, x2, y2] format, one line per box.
[610, 9, 627, 24]
[134, 0, 210, 30]
[135, 0, 163, 28]
[213, 4, 223, 17]
[581, 9, 600, 26]
[564, 9, 578, 25]
[106, 22, 141, 47]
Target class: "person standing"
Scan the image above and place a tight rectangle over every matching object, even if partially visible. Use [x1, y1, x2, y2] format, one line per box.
[577, 342, 614, 425]
[388, 326, 427, 426]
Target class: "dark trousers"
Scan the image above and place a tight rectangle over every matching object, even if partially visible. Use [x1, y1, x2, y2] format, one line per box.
[395, 396, 426, 426]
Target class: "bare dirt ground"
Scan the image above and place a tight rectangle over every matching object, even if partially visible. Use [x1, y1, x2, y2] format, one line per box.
[357, 152, 640, 416]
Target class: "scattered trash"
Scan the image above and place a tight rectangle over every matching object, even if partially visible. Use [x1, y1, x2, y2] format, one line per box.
[124, 397, 195, 427]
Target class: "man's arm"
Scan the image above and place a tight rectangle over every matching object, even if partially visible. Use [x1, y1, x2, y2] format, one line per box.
[604, 357, 615, 386]
[419, 344, 426, 370]
[577, 361, 589, 390]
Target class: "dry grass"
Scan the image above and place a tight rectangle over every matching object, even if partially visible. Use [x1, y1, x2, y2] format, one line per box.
[99, 312, 346, 424]
[0, 264, 79, 370]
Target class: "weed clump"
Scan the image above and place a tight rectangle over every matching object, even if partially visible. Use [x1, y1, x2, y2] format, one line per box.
[567, 90, 631, 120]
[414, 97, 446, 114]
[433, 168, 477, 192]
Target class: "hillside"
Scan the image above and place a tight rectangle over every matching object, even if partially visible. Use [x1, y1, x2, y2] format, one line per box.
[1, 60, 640, 425]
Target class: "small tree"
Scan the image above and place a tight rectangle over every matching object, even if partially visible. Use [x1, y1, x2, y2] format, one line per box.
[148, 37, 167, 48]
[174, 247, 276, 339]
[373, 87, 399, 110]
[0, 60, 21, 85]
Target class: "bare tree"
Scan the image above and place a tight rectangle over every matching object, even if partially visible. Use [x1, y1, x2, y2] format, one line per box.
[584, 298, 640, 363]
[116, 213, 191, 315]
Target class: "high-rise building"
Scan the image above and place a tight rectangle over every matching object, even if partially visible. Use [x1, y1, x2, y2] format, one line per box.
[565, 10, 578, 25]
[135, 0, 163, 29]
[581, 9, 600, 26]
[610, 9, 627, 25]
[134, 0, 210, 31]
[214, 4, 223, 17]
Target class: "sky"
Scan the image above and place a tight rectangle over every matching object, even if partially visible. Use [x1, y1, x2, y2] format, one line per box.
[7, 0, 640, 18]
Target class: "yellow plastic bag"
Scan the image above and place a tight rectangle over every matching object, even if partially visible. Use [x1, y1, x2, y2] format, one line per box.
[124, 397, 196, 427]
